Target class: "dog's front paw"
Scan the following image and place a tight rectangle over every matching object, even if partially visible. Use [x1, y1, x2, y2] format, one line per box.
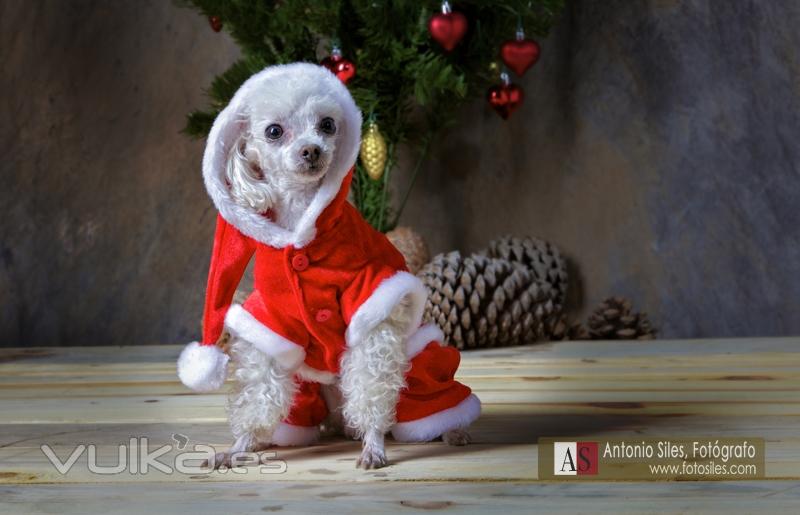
[202, 451, 233, 470]
[442, 428, 471, 446]
[356, 444, 387, 469]
[202, 451, 259, 470]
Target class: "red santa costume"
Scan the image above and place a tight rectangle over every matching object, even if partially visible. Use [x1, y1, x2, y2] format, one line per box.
[177, 63, 480, 446]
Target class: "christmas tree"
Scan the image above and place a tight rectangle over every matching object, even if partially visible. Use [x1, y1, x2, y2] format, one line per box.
[182, 0, 563, 232]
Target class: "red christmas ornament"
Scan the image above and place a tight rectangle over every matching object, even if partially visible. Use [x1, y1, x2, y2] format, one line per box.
[208, 15, 223, 33]
[500, 27, 540, 76]
[428, 1, 468, 52]
[487, 72, 524, 120]
[321, 46, 356, 85]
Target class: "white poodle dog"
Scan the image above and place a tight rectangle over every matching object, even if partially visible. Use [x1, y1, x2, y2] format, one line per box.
[178, 63, 477, 470]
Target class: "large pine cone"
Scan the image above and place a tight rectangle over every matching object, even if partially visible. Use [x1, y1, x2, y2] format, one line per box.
[419, 251, 561, 349]
[586, 297, 656, 340]
[482, 235, 568, 305]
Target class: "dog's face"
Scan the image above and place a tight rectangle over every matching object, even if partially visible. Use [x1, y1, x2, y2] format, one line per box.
[226, 84, 347, 213]
[248, 90, 344, 184]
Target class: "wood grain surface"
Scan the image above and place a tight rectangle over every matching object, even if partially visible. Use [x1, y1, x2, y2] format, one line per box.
[0, 338, 798, 513]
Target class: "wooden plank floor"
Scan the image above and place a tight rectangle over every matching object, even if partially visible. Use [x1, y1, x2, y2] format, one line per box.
[1, 338, 799, 513]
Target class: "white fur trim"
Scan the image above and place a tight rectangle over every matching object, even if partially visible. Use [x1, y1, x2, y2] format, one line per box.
[177, 341, 229, 392]
[405, 323, 445, 359]
[345, 271, 427, 347]
[271, 422, 319, 447]
[391, 394, 481, 443]
[203, 63, 362, 249]
[224, 304, 306, 370]
[295, 363, 337, 385]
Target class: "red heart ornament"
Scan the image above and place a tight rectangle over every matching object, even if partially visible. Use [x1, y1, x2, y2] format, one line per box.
[428, 11, 468, 52]
[501, 38, 540, 76]
[321, 54, 356, 85]
[208, 15, 223, 33]
[487, 83, 524, 120]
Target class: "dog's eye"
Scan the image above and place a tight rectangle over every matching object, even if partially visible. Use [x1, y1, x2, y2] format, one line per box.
[319, 117, 336, 135]
[265, 124, 283, 140]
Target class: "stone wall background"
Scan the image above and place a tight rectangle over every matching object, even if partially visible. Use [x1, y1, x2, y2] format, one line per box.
[2, 0, 798, 346]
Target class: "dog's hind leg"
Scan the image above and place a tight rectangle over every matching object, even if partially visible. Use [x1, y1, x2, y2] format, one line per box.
[442, 428, 472, 446]
[320, 383, 351, 438]
[339, 301, 412, 469]
[207, 337, 297, 469]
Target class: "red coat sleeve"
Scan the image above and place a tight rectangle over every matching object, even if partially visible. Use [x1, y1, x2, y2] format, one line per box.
[339, 211, 426, 344]
[201, 214, 256, 345]
[339, 212, 408, 327]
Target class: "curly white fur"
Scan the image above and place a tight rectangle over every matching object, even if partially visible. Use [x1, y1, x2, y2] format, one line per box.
[221, 302, 413, 469]
[339, 298, 413, 468]
[227, 337, 298, 445]
[225, 129, 275, 213]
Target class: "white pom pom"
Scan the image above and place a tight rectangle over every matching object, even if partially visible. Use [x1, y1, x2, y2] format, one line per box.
[177, 342, 229, 392]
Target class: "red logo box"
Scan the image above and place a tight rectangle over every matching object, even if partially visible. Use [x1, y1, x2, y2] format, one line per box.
[576, 441, 598, 475]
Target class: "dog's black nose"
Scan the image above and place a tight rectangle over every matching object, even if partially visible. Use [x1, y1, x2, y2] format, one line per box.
[301, 145, 321, 164]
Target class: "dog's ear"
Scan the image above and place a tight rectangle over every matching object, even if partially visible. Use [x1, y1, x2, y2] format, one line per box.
[224, 129, 274, 212]
[225, 130, 253, 182]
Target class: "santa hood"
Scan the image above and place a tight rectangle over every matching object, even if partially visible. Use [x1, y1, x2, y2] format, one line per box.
[203, 62, 363, 249]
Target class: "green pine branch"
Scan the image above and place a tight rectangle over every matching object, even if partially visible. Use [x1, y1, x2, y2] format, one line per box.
[180, 0, 564, 229]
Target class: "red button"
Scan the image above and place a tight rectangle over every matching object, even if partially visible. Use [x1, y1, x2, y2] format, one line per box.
[315, 309, 332, 323]
[291, 253, 309, 271]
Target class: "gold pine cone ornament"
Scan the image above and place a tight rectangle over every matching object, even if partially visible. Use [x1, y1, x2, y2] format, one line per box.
[359, 122, 387, 181]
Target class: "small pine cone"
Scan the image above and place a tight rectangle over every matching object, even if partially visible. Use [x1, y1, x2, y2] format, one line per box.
[585, 297, 656, 340]
[386, 227, 430, 274]
[482, 235, 569, 306]
[546, 314, 590, 341]
[418, 251, 560, 349]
